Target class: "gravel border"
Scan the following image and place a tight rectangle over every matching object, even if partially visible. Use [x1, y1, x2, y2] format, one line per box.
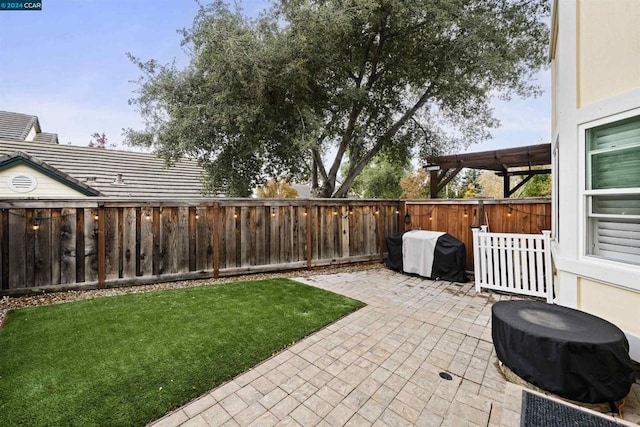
[0, 262, 384, 327]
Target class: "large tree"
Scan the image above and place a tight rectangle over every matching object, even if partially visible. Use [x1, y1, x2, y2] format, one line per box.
[126, 0, 549, 197]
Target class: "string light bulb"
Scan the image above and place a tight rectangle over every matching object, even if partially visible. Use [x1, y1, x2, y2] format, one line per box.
[94, 213, 99, 221]
[507, 207, 513, 218]
[195, 213, 200, 220]
[463, 209, 468, 218]
[145, 211, 151, 220]
[32, 220, 40, 231]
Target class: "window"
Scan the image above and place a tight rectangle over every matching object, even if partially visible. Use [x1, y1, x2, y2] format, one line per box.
[586, 115, 640, 265]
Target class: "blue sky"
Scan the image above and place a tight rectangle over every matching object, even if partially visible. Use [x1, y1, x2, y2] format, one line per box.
[0, 0, 550, 155]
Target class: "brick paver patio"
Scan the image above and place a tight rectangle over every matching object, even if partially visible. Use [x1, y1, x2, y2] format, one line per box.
[151, 269, 640, 426]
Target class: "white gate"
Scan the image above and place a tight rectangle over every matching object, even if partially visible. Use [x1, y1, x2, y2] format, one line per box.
[472, 226, 553, 302]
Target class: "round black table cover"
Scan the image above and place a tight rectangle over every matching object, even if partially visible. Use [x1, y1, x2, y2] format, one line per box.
[492, 300, 634, 403]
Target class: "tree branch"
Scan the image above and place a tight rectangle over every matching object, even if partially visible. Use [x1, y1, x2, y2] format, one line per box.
[333, 84, 436, 198]
[312, 147, 329, 183]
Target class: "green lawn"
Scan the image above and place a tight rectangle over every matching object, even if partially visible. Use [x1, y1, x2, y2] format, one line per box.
[0, 279, 363, 426]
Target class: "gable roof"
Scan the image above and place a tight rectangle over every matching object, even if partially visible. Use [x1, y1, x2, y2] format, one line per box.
[0, 110, 59, 144]
[0, 139, 207, 198]
[32, 132, 59, 144]
[0, 111, 39, 141]
[0, 151, 102, 196]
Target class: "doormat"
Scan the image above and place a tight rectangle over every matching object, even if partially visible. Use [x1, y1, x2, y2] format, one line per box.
[521, 391, 617, 427]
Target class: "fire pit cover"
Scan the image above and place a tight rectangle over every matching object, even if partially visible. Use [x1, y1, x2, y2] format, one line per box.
[492, 300, 634, 403]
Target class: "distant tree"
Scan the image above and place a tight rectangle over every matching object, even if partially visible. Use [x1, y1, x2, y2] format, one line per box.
[348, 156, 407, 199]
[89, 132, 116, 149]
[256, 178, 299, 198]
[517, 173, 551, 197]
[88, 132, 109, 149]
[459, 169, 482, 198]
[126, 0, 550, 197]
[400, 168, 428, 199]
[477, 170, 503, 198]
[439, 172, 463, 198]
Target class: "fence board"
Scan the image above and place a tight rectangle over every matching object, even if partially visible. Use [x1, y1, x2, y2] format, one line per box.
[0, 198, 551, 295]
[84, 209, 98, 282]
[406, 199, 550, 268]
[255, 206, 266, 266]
[122, 208, 137, 278]
[1, 209, 8, 289]
[139, 208, 153, 276]
[50, 209, 61, 286]
[76, 208, 85, 283]
[34, 209, 52, 287]
[60, 208, 76, 285]
[104, 208, 119, 280]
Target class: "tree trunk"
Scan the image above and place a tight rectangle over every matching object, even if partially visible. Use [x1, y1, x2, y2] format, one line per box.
[318, 181, 335, 198]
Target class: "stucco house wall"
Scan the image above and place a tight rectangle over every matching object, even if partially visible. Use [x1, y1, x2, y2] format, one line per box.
[551, 0, 640, 361]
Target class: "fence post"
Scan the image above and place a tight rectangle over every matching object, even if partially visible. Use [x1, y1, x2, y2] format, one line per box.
[377, 204, 384, 263]
[213, 203, 220, 279]
[97, 204, 106, 289]
[542, 230, 553, 303]
[306, 200, 312, 269]
[399, 201, 407, 234]
[1, 209, 8, 290]
[472, 227, 481, 293]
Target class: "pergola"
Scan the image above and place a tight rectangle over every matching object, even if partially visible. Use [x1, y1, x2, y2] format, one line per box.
[425, 143, 551, 198]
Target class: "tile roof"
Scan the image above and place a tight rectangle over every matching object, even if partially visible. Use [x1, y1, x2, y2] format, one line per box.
[0, 111, 38, 141]
[32, 132, 59, 144]
[0, 139, 207, 198]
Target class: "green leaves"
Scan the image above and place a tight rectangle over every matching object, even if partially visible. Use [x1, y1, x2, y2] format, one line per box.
[127, 0, 549, 197]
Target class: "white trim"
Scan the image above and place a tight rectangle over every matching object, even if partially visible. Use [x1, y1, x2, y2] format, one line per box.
[555, 253, 640, 293]
[578, 121, 587, 260]
[576, 86, 640, 127]
[584, 188, 640, 196]
[551, 135, 560, 240]
[578, 106, 640, 265]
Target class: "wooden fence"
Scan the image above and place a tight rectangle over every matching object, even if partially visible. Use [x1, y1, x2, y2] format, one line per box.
[404, 198, 551, 269]
[0, 199, 400, 295]
[0, 197, 550, 295]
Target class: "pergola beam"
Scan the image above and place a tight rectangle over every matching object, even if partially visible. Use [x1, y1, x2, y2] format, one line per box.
[426, 143, 551, 172]
[430, 167, 463, 198]
[495, 169, 551, 177]
[424, 143, 552, 199]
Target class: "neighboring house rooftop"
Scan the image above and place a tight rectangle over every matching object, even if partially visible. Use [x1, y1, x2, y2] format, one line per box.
[0, 110, 59, 144]
[0, 139, 206, 198]
[32, 132, 59, 144]
[0, 151, 102, 196]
